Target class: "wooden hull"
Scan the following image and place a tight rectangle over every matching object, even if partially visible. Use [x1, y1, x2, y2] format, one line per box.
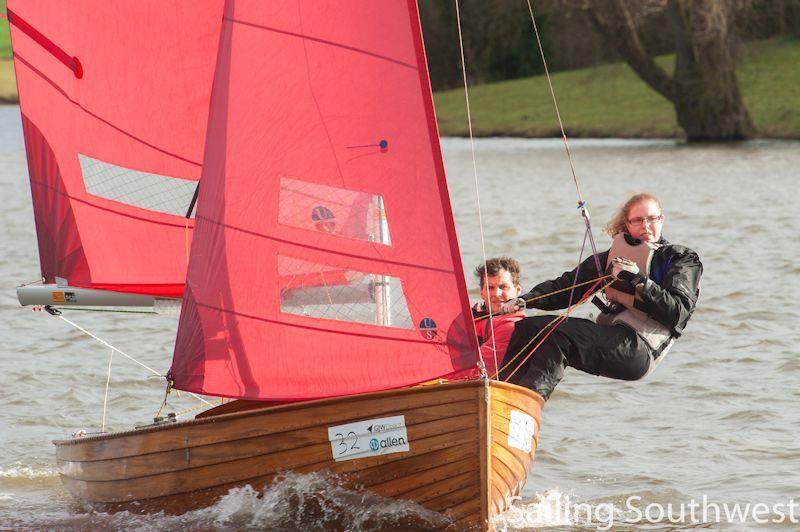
[55, 380, 543, 529]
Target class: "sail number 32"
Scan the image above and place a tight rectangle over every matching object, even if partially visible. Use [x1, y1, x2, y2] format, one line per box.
[327, 415, 410, 462]
[333, 431, 360, 456]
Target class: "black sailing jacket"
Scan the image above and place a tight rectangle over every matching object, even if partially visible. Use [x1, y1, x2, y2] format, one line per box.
[524, 237, 702, 337]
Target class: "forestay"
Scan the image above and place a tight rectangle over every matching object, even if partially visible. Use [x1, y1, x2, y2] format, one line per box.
[8, 2, 223, 297]
[171, 0, 478, 400]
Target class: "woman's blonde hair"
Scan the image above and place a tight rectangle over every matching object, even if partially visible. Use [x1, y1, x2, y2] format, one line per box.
[605, 193, 662, 237]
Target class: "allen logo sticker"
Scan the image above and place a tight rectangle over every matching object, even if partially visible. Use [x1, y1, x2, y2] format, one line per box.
[328, 415, 409, 461]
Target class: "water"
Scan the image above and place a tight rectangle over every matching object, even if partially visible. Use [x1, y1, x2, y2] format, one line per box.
[1, 104, 798, 530]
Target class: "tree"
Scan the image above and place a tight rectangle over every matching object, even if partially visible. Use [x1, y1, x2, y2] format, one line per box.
[581, 0, 755, 140]
[419, 1, 552, 91]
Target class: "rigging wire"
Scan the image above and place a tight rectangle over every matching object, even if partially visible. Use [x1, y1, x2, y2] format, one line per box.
[496, 278, 614, 380]
[473, 274, 612, 322]
[524, 0, 604, 275]
[469, 1, 613, 380]
[173, 398, 226, 418]
[55, 314, 213, 407]
[454, 0, 498, 376]
[565, 225, 590, 309]
[101, 348, 114, 433]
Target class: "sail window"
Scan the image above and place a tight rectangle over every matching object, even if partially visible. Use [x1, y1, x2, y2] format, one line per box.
[278, 177, 391, 244]
[79, 154, 198, 217]
[279, 255, 412, 329]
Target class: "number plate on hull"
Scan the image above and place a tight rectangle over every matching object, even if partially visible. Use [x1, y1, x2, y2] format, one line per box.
[508, 410, 536, 453]
[327, 415, 410, 461]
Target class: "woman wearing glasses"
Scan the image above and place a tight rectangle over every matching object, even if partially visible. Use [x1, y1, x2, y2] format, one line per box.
[497, 193, 702, 401]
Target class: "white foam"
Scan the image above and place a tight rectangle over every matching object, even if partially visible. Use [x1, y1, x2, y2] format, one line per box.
[0, 463, 58, 479]
[193, 472, 449, 530]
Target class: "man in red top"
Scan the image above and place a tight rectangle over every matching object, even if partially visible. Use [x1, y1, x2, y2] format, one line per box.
[472, 257, 527, 378]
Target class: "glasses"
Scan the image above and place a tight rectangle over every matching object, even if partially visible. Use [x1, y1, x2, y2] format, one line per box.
[627, 215, 664, 227]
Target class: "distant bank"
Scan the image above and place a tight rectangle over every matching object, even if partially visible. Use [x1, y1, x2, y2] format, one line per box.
[0, 58, 14, 104]
[433, 38, 800, 139]
[1, 38, 798, 139]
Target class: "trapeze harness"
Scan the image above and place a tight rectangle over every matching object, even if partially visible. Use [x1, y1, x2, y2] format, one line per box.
[597, 233, 675, 371]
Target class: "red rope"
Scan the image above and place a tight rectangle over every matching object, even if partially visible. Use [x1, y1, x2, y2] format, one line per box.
[503, 278, 604, 382]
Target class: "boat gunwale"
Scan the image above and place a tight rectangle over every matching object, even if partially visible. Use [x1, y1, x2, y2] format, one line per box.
[54, 378, 541, 447]
[57, 416, 481, 483]
[58, 428, 482, 502]
[58, 402, 480, 471]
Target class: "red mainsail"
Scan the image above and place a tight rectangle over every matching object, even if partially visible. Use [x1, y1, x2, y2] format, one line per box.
[171, 1, 479, 400]
[8, 2, 223, 297]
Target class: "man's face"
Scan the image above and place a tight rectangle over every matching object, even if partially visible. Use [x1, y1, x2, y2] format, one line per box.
[480, 269, 522, 314]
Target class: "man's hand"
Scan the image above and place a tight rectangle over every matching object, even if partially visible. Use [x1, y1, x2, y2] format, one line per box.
[611, 257, 646, 287]
[499, 297, 526, 315]
[472, 302, 488, 318]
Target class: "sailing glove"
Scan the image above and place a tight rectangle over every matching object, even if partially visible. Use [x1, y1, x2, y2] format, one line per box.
[472, 302, 488, 318]
[611, 257, 646, 288]
[499, 297, 526, 315]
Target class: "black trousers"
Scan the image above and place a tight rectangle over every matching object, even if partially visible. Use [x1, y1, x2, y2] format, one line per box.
[498, 316, 654, 401]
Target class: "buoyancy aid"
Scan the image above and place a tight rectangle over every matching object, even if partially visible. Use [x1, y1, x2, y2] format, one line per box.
[599, 233, 674, 355]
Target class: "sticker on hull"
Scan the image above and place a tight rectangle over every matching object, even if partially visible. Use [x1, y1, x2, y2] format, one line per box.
[508, 410, 536, 453]
[328, 415, 409, 461]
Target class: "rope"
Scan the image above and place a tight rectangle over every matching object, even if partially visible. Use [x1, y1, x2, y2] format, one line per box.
[101, 348, 114, 433]
[524, 0, 604, 276]
[495, 279, 603, 379]
[55, 314, 213, 407]
[173, 397, 227, 418]
[476, 1, 614, 384]
[155, 378, 172, 420]
[497, 278, 614, 380]
[494, 313, 562, 379]
[474, 274, 612, 322]
[454, 0, 498, 376]
[565, 226, 590, 310]
[524, 0, 582, 202]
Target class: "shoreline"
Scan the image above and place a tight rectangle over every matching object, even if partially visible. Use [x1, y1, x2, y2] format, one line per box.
[1, 99, 797, 140]
[2, 37, 797, 140]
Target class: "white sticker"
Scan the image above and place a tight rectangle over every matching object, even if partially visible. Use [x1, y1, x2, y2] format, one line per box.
[508, 410, 536, 453]
[327, 415, 410, 462]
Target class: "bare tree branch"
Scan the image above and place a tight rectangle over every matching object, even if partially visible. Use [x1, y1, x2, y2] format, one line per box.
[583, 0, 675, 101]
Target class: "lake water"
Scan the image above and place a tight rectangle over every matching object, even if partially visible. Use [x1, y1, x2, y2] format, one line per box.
[1, 104, 798, 530]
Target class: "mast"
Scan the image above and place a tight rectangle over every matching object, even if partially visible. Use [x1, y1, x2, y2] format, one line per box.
[374, 195, 391, 327]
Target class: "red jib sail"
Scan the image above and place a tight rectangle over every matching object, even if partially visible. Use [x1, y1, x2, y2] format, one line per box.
[171, 0, 479, 400]
[8, 2, 223, 297]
